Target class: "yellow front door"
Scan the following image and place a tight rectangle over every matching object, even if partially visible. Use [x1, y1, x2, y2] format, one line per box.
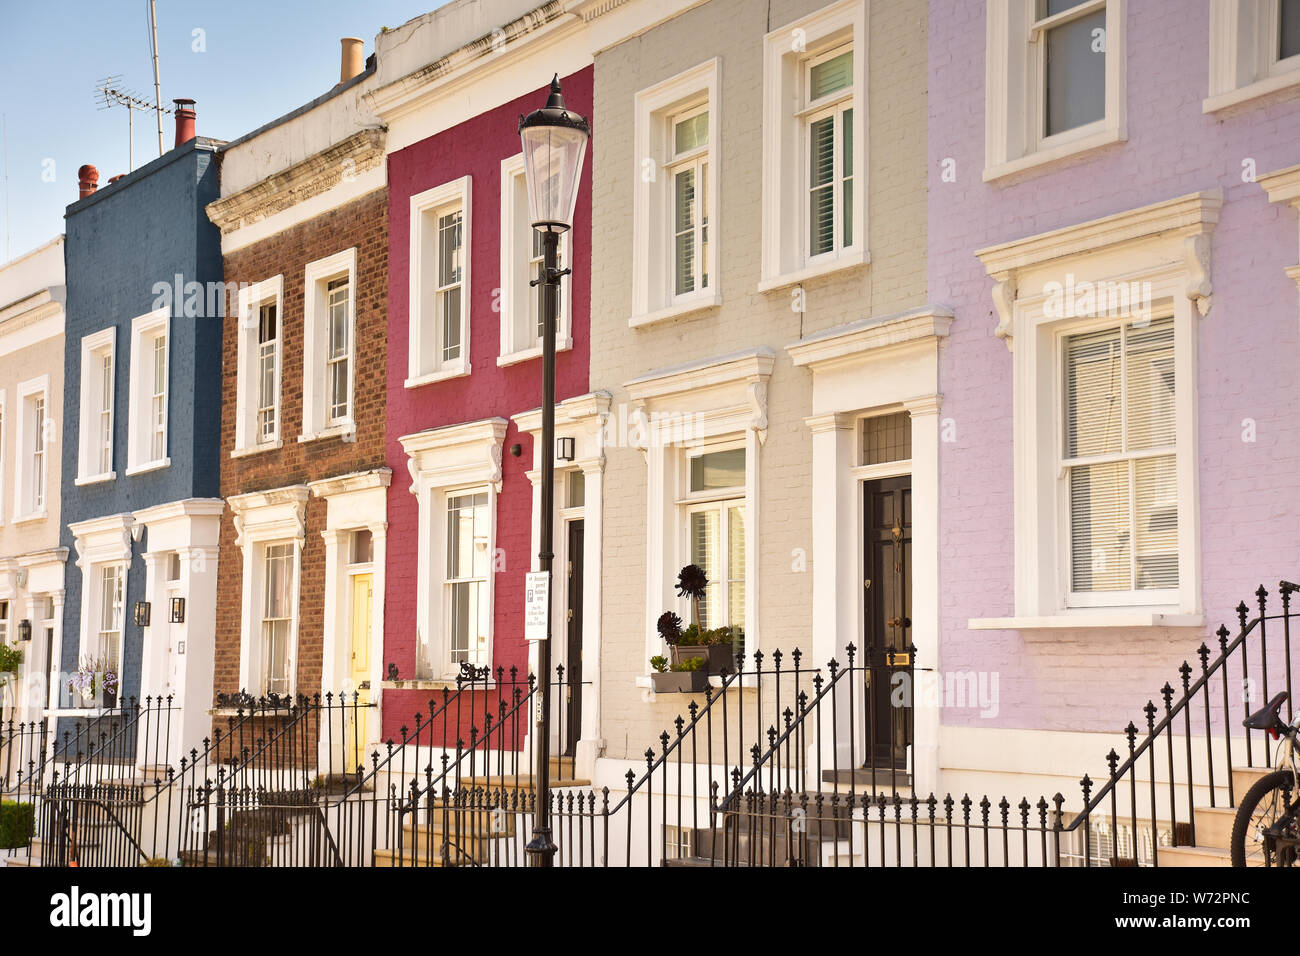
[348, 573, 373, 772]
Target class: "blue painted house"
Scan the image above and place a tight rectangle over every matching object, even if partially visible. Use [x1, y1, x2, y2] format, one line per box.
[59, 115, 225, 760]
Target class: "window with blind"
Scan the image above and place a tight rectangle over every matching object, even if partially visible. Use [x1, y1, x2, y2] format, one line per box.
[97, 564, 124, 675]
[669, 106, 709, 299]
[685, 447, 746, 632]
[1063, 317, 1177, 597]
[805, 45, 854, 261]
[445, 489, 491, 669]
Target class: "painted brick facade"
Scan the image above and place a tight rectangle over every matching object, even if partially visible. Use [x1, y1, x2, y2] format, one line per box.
[381, 68, 593, 739]
[929, 0, 1300, 766]
[589, 0, 929, 759]
[214, 189, 389, 700]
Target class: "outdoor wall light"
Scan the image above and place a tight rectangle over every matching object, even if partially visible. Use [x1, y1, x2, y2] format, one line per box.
[17, 619, 31, 642]
[556, 436, 575, 461]
[169, 597, 186, 624]
[133, 601, 151, 627]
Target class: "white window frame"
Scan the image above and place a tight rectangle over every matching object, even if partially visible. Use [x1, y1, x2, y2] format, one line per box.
[14, 375, 50, 520]
[631, 59, 722, 327]
[408, 177, 472, 388]
[76, 327, 117, 485]
[1055, 313, 1181, 609]
[678, 440, 747, 632]
[126, 306, 171, 475]
[258, 541, 297, 697]
[0, 388, 6, 525]
[760, 1, 868, 292]
[93, 562, 126, 680]
[499, 154, 573, 364]
[440, 486, 494, 674]
[229, 486, 307, 697]
[233, 275, 284, 457]
[1205, 0, 1300, 111]
[301, 247, 358, 442]
[984, 0, 1127, 181]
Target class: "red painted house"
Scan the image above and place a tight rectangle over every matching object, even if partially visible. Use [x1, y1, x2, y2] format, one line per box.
[368, 5, 602, 775]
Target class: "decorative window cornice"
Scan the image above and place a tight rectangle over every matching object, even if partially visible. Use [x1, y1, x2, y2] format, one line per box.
[625, 348, 774, 445]
[308, 468, 393, 499]
[227, 485, 310, 552]
[787, 305, 954, 371]
[68, 513, 134, 569]
[399, 418, 508, 495]
[975, 190, 1222, 349]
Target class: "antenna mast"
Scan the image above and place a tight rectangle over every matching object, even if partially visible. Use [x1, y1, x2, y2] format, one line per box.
[96, 76, 173, 172]
[149, 0, 163, 156]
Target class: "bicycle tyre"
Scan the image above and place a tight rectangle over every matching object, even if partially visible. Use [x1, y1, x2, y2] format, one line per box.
[1230, 769, 1298, 867]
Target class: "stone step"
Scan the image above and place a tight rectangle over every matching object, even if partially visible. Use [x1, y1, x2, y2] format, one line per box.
[402, 813, 516, 839]
[372, 841, 493, 867]
[1189, 806, 1236, 851]
[1232, 765, 1279, 801]
[1157, 844, 1232, 867]
[455, 774, 591, 793]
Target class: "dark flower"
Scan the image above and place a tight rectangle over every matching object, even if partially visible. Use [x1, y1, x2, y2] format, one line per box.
[675, 564, 708, 601]
[657, 611, 683, 645]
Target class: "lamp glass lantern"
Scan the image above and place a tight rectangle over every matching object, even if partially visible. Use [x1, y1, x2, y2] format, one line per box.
[518, 75, 591, 232]
[133, 601, 151, 627]
[169, 597, 186, 624]
[17, 619, 32, 642]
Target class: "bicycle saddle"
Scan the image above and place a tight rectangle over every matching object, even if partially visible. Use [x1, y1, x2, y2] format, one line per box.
[1243, 691, 1290, 732]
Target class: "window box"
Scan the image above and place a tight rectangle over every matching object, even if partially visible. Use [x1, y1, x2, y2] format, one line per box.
[651, 670, 709, 694]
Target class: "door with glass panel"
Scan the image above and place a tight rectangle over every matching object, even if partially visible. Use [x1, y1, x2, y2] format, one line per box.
[686, 447, 745, 653]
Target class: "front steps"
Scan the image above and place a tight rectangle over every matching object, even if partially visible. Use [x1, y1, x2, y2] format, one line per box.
[1158, 766, 1274, 867]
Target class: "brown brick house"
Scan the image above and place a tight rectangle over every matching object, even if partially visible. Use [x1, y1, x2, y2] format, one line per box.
[205, 62, 390, 767]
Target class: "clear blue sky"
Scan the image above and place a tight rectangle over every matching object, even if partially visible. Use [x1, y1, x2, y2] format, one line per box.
[0, 0, 450, 264]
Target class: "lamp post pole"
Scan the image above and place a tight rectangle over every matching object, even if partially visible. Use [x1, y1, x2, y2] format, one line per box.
[526, 227, 562, 867]
[518, 74, 588, 869]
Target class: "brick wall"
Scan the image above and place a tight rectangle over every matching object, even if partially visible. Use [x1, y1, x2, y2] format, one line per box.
[213, 188, 389, 701]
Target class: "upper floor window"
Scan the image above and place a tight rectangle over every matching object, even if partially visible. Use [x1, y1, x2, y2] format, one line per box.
[631, 59, 721, 326]
[233, 276, 284, 456]
[1206, 0, 1300, 110]
[984, 0, 1126, 180]
[301, 248, 358, 440]
[126, 307, 169, 475]
[77, 327, 117, 483]
[17, 380, 49, 517]
[760, 1, 867, 290]
[499, 156, 572, 363]
[408, 177, 471, 386]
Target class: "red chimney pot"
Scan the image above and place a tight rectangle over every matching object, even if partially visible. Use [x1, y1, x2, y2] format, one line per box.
[173, 98, 196, 147]
[78, 164, 99, 199]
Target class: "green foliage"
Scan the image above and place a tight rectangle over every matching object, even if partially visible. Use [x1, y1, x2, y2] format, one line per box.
[142, 857, 174, 867]
[0, 643, 21, 674]
[649, 655, 669, 674]
[671, 656, 706, 673]
[0, 801, 35, 849]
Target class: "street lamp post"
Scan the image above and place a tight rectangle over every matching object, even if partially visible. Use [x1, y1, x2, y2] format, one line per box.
[518, 75, 590, 868]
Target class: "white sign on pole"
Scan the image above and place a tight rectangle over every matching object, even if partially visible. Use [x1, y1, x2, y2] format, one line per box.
[524, 571, 550, 641]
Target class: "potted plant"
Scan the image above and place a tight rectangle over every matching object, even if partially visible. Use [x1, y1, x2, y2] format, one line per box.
[67, 657, 119, 709]
[655, 565, 736, 676]
[649, 655, 709, 694]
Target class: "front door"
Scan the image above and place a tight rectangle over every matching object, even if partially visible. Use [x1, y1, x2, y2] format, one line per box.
[863, 476, 912, 770]
[348, 573, 374, 772]
[562, 521, 584, 757]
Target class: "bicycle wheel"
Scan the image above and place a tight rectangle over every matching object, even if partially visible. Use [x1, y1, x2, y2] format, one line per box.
[1231, 769, 1300, 867]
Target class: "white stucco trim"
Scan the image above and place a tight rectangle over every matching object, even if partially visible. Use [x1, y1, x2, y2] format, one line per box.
[228, 486, 309, 696]
[1259, 164, 1300, 340]
[399, 419, 507, 681]
[788, 304, 951, 794]
[513, 392, 610, 777]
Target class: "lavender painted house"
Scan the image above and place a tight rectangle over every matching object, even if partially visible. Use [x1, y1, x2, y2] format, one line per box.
[928, 0, 1300, 841]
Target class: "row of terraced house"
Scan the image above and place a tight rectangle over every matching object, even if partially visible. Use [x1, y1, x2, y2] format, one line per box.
[2, 0, 1300, 867]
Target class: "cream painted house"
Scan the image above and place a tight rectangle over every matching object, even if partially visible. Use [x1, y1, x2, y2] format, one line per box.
[588, 0, 939, 792]
[0, 237, 67, 722]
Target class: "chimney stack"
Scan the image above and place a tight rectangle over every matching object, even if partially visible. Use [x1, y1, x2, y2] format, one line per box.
[340, 37, 364, 83]
[173, 98, 196, 147]
[78, 165, 99, 199]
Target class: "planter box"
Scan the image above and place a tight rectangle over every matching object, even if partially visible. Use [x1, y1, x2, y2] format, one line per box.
[670, 644, 736, 677]
[651, 671, 709, 694]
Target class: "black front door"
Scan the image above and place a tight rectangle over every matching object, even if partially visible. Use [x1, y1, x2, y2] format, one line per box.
[562, 520, 585, 757]
[863, 476, 912, 769]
